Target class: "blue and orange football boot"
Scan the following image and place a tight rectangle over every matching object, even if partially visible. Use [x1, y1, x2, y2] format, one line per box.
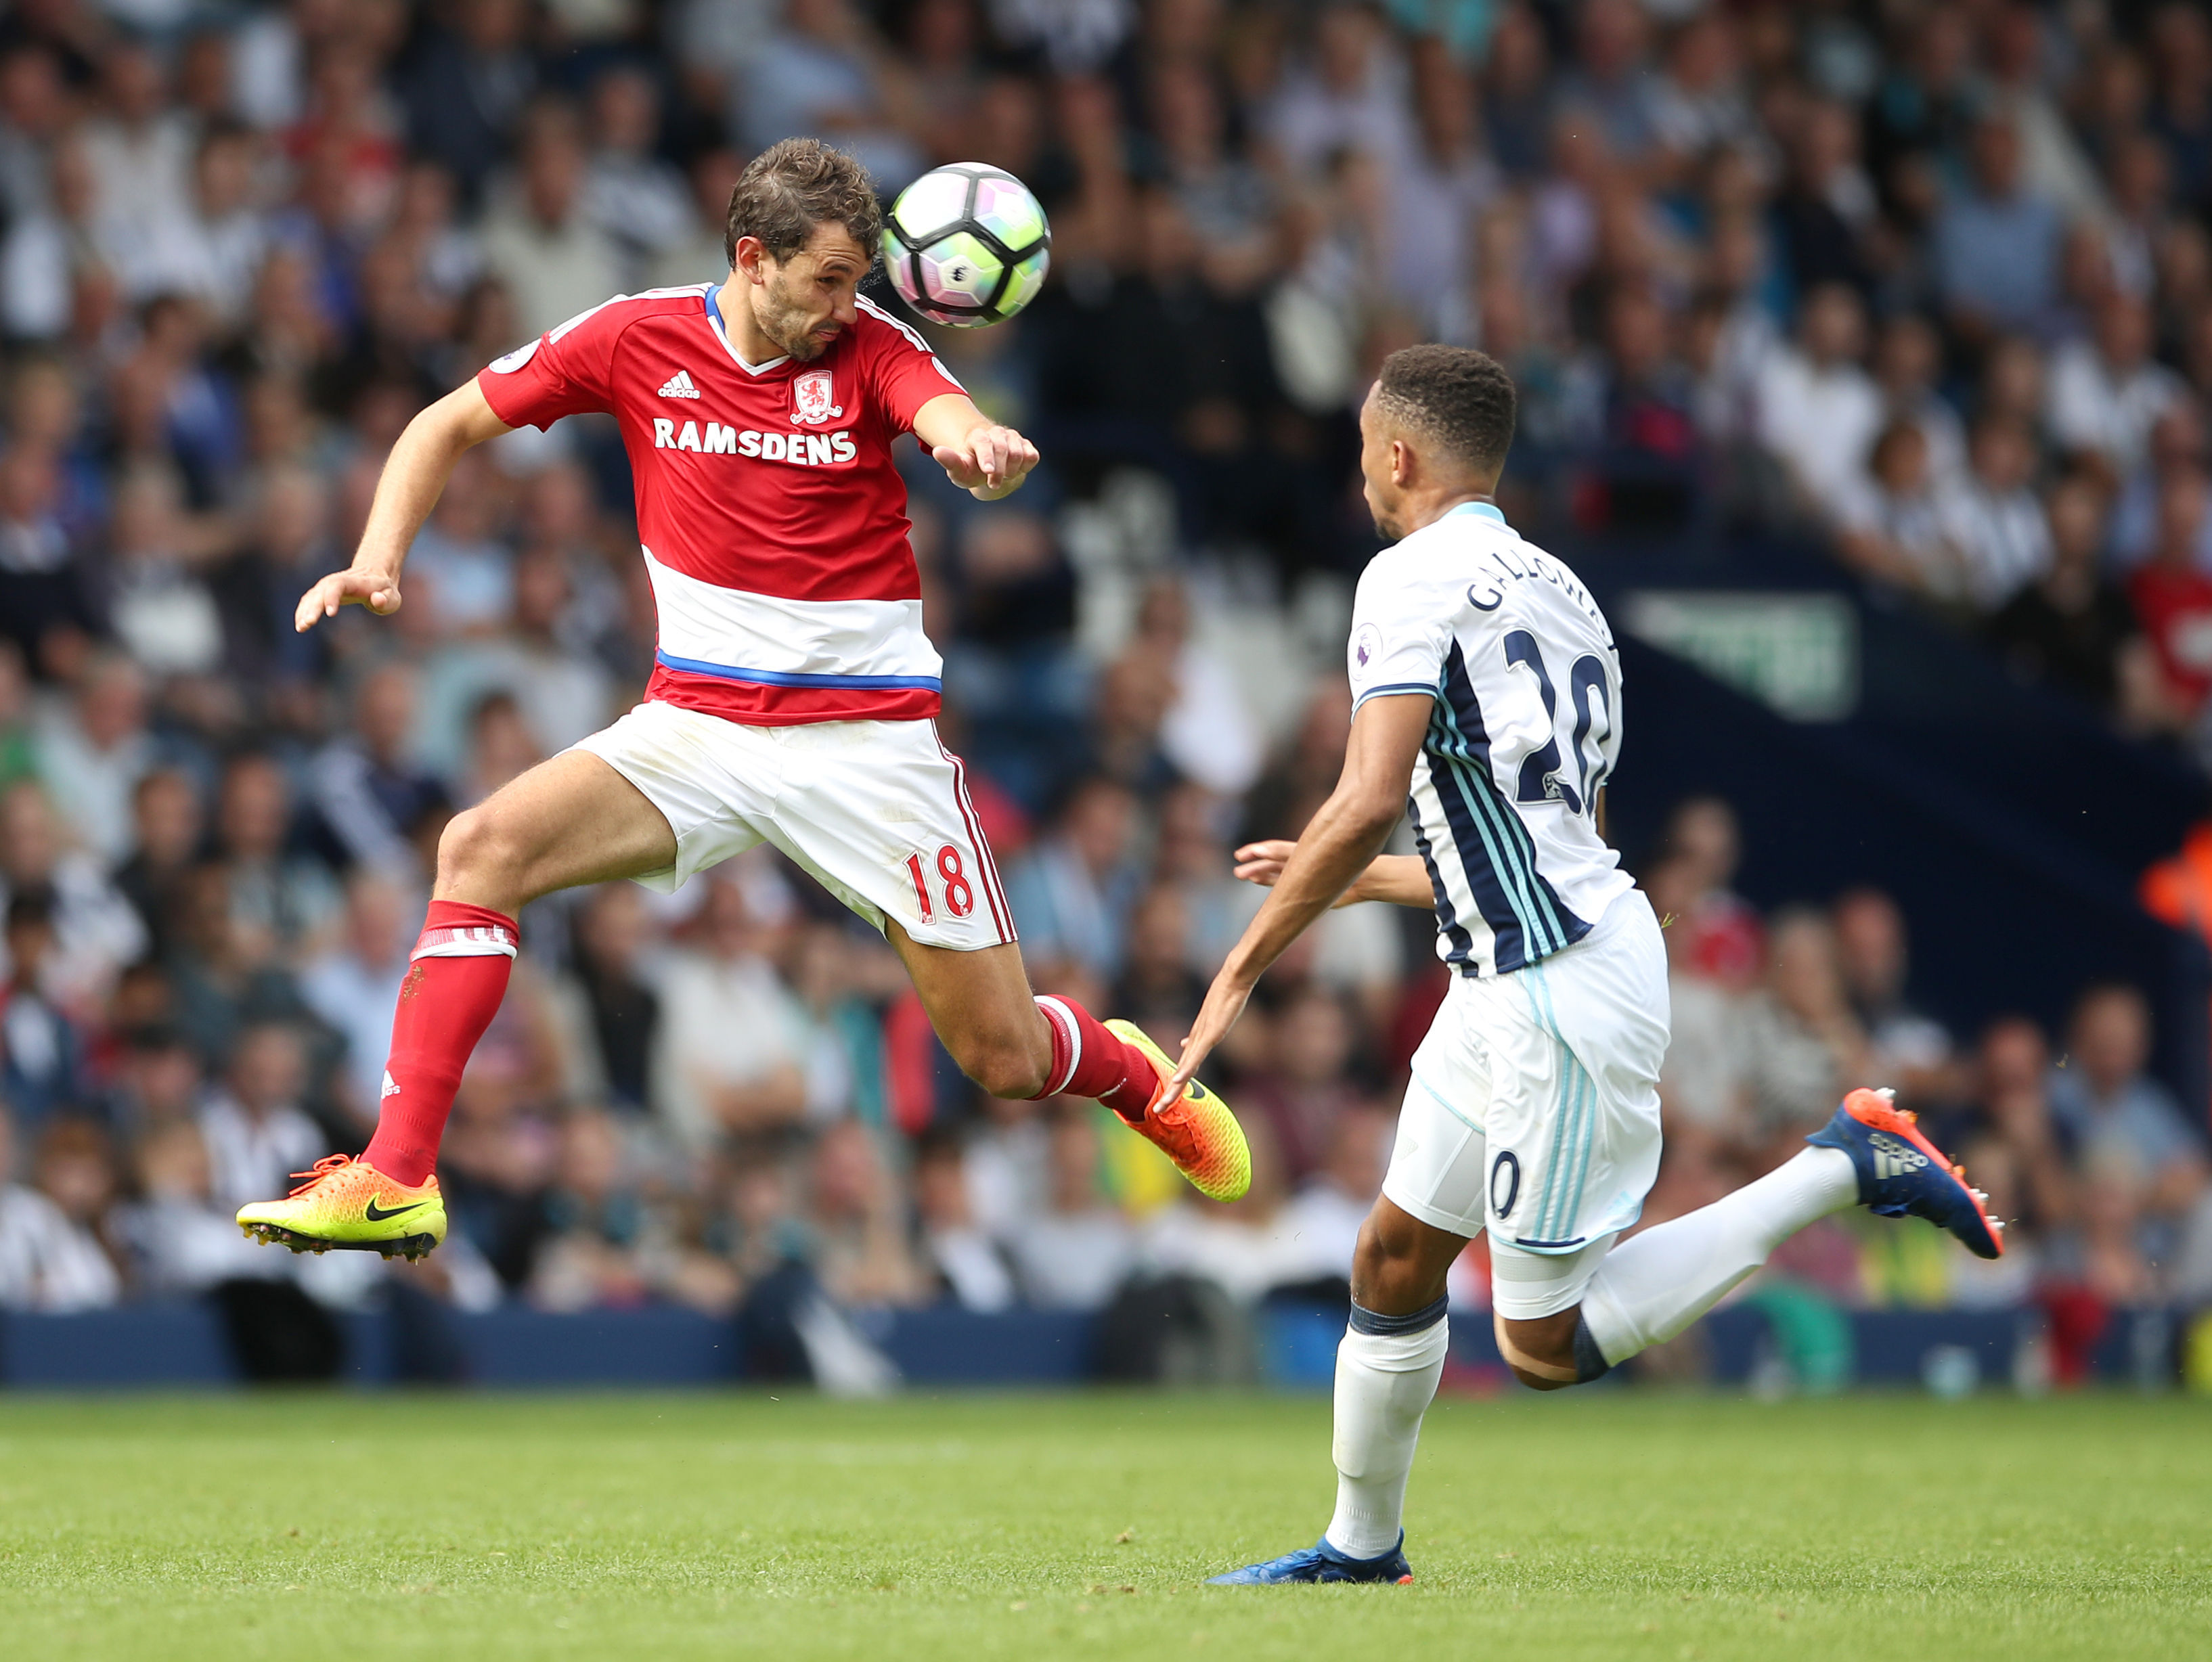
[237, 1154, 447, 1261]
[1209, 1533, 1415, 1586]
[1103, 1019, 1252, 1203]
[1807, 1087, 2005, 1259]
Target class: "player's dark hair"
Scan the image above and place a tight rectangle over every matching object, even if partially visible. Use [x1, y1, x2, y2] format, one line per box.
[1373, 344, 1518, 474]
[725, 138, 883, 268]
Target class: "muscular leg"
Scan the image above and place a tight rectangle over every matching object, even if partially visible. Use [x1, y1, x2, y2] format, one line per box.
[435, 749, 679, 913]
[363, 753, 679, 1184]
[1321, 1196, 1469, 1559]
[1495, 1146, 1861, 1391]
[883, 923, 1055, 1100]
[884, 922, 1162, 1115]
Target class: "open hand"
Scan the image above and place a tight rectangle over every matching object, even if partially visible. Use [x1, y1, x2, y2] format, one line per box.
[932, 424, 1039, 501]
[295, 567, 401, 632]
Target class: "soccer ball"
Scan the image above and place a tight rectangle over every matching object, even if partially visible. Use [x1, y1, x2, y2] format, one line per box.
[881, 164, 1051, 328]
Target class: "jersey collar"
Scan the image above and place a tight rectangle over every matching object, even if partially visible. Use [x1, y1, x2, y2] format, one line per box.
[1445, 500, 1508, 526]
[701, 285, 790, 376]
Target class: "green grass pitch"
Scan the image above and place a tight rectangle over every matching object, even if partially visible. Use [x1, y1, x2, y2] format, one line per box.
[3, 1390, 2208, 1661]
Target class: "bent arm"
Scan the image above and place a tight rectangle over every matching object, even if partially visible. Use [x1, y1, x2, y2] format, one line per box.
[295, 379, 512, 630]
[912, 392, 1039, 501]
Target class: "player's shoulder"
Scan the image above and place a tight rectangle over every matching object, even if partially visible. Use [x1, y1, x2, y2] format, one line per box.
[851, 293, 937, 356]
[549, 284, 713, 345]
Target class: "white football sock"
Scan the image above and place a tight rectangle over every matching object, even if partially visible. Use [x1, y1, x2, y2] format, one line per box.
[1323, 1315, 1448, 1559]
[1578, 1146, 1857, 1367]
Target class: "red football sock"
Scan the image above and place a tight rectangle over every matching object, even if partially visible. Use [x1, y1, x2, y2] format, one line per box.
[1031, 995, 1159, 1121]
[360, 901, 519, 1186]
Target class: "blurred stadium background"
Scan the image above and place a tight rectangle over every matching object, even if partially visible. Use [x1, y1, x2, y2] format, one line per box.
[0, 0, 2210, 1397]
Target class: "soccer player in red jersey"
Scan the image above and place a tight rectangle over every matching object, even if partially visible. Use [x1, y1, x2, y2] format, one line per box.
[237, 139, 1248, 1260]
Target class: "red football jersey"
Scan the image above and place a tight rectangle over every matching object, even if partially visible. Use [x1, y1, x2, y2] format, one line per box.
[476, 285, 965, 723]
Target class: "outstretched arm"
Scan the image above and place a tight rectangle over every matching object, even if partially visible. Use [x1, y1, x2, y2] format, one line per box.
[1164, 694, 1432, 1095]
[1233, 843, 1433, 908]
[912, 392, 1040, 502]
[294, 379, 512, 631]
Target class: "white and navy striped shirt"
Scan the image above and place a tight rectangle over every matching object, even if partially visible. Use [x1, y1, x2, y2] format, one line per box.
[1347, 501, 1633, 978]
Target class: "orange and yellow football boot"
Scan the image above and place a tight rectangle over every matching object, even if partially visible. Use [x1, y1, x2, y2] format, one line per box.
[1103, 1019, 1252, 1203]
[236, 1154, 447, 1261]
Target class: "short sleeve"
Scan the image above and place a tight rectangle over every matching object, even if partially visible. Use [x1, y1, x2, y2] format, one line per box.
[474, 297, 624, 430]
[858, 304, 967, 434]
[1347, 558, 1451, 711]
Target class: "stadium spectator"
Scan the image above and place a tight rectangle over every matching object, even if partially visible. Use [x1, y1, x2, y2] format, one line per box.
[1, 889, 85, 1127]
[1936, 414, 2054, 609]
[1754, 281, 1882, 526]
[556, 882, 662, 1117]
[0, 1114, 123, 1310]
[2127, 466, 2212, 721]
[2049, 985, 2209, 1236]
[1987, 470, 2147, 711]
[526, 1107, 657, 1312]
[912, 1127, 1017, 1311]
[2048, 293, 2188, 482]
[1830, 886, 1959, 1106]
[196, 1020, 325, 1217]
[299, 869, 412, 1128]
[1004, 1108, 1136, 1310]
[1738, 909, 1873, 1161]
[1934, 114, 2065, 343]
[0, 778, 146, 1016]
[1002, 776, 1141, 983]
[304, 662, 450, 882]
[652, 873, 809, 1153]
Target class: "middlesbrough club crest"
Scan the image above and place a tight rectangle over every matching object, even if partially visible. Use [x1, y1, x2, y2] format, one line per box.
[790, 369, 843, 426]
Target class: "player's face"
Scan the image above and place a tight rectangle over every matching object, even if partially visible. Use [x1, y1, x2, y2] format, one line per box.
[1357, 388, 1407, 541]
[753, 225, 871, 361]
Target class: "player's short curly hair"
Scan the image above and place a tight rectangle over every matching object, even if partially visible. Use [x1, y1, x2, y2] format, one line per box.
[724, 138, 883, 268]
[1373, 344, 1518, 474]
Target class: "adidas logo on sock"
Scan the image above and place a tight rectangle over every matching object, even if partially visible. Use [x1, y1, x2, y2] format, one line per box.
[381, 1069, 401, 1099]
[657, 369, 701, 399]
[1869, 1131, 1927, 1180]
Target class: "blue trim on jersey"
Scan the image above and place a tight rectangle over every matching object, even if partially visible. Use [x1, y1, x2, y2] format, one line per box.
[1406, 794, 1475, 967]
[1432, 648, 1552, 968]
[1352, 681, 1440, 711]
[655, 650, 944, 691]
[1423, 644, 1595, 976]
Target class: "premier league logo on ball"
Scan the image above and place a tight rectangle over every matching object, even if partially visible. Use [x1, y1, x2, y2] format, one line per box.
[791, 369, 842, 426]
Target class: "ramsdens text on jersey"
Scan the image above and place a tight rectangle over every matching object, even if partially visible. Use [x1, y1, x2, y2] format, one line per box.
[650, 419, 859, 464]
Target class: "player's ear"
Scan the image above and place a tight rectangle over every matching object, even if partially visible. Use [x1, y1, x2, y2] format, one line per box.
[1390, 437, 1415, 489]
[733, 235, 769, 284]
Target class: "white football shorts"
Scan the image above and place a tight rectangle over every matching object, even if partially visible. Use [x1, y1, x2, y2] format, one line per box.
[571, 700, 1015, 951]
[1382, 888, 1671, 1319]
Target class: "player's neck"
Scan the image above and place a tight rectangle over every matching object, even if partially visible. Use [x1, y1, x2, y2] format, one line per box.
[1396, 485, 1499, 537]
[711, 277, 788, 369]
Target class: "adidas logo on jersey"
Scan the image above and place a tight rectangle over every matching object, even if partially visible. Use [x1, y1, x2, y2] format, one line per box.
[1868, 1131, 1928, 1180]
[381, 1069, 401, 1100]
[657, 369, 701, 399]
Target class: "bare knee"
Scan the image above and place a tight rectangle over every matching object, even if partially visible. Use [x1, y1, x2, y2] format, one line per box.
[436, 805, 529, 905]
[1350, 1207, 1457, 1315]
[955, 1031, 1050, 1100]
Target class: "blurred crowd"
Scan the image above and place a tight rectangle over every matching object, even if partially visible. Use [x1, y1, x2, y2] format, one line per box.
[0, 0, 2209, 1372]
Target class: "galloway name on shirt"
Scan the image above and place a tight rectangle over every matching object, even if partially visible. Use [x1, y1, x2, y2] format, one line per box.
[651, 418, 858, 465]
